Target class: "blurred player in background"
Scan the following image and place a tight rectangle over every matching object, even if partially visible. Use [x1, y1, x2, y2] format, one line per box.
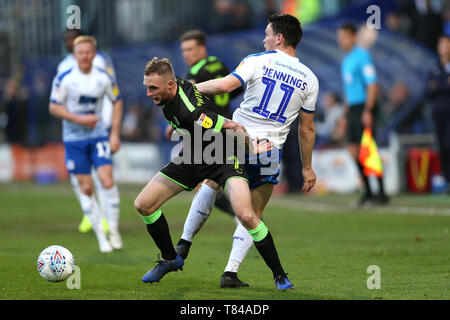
[337, 22, 388, 206]
[427, 34, 450, 193]
[172, 30, 245, 256]
[180, 29, 242, 119]
[136, 57, 292, 290]
[49, 36, 123, 252]
[176, 13, 318, 288]
[58, 29, 118, 234]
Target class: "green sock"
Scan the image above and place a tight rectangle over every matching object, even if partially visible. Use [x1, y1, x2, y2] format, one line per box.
[141, 209, 176, 261]
[141, 208, 163, 225]
[248, 221, 269, 242]
[250, 222, 285, 278]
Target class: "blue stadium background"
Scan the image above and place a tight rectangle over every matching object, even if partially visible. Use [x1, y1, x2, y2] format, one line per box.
[0, 0, 444, 149]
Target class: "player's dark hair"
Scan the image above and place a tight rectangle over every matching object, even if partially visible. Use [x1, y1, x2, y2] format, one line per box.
[144, 57, 175, 79]
[180, 30, 206, 46]
[62, 28, 84, 39]
[440, 32, 450, 39]
[339, 22, 358, 34]
[268, 13, 302, 48]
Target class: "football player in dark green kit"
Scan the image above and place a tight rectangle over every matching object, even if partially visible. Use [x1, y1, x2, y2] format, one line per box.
[172, 31, 245, 279]
[136, 57, 293, 290]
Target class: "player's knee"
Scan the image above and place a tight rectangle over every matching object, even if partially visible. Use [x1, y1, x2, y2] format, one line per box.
[134, 198, 145, 215]
[79, 182, 94, 196]
[203, 179, 220, 191]
[234, 209, 254, 224]
[134, 197, 157, 216]
[101, 178, 114, 189]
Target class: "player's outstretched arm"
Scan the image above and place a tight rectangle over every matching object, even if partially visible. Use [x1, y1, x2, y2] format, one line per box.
[298, 110, 316, 192]
[222, 119, 272, 155]
[110, 99, 123, 153]
[49, 102, 99, 129]
[164, 124, 175, 140]
[195, 74, 241, 95]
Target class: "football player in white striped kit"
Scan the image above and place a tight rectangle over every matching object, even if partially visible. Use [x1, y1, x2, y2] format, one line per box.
[57, 29, 118, 235]
[175, 13, 318, 288]
[49, 36, 123, 253]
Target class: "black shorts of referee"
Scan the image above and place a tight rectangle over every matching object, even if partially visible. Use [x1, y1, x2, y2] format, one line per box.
[346, 103, 379, 144]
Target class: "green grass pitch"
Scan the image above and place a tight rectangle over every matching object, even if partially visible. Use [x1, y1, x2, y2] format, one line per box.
[0, 182, 449, 300]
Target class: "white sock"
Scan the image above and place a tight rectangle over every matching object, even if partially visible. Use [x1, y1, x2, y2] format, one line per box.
[70, 174, 84, 217]
[102, 185, 120, 233]
[224, 222, 253, 273]
[78, 192, 107, 240]
[181, 184, 217, 242]
[71, 172, 106, 222]
[91, 169, 107, 220]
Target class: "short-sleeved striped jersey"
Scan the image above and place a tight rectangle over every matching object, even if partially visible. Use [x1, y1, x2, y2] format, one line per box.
[57, 52, 117, 128]
[231, 49, 319, 149]
[50, 65, 120, 142]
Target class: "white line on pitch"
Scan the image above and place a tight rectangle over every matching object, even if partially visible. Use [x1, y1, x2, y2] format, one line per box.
[267, 199, 450, 216]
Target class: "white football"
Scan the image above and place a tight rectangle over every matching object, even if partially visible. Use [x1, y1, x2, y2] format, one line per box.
[37, 245, 75, 282]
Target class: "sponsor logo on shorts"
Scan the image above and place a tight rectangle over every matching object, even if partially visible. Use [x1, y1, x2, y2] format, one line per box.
[66, 159, 75, 171]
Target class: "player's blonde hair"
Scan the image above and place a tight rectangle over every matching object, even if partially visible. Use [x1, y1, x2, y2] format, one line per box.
[144, 57, 175, 80]
[73, 35, 97, 49]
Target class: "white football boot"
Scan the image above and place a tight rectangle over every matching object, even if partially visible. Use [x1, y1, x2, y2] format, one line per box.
[108, 229, 123, 250]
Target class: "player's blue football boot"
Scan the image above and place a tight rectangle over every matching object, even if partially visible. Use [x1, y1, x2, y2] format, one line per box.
[275, 274, 294, 290]
[142, 254, 184, 283]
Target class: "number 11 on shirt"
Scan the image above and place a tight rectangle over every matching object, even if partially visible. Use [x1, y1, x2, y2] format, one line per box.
[252, 77, 293, 124]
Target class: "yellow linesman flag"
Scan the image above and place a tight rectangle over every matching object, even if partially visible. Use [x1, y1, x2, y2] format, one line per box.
[358, 127, 383, 177]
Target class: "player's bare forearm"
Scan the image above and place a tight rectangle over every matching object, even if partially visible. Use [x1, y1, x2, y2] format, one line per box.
[196, 74, 241, 95]
[110, 99, 123, 138]
[165, 125, 175, 140]
[49, 102, 79, 123]
[298, 122, 315, 170]
[109, 99, 123, 153]
[222, 118, 251, 153]
[222, 118, 272, 155]
[49, 102, 99, 128]
[298, 111, 317, 192]
[49, 102, 97, 127]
